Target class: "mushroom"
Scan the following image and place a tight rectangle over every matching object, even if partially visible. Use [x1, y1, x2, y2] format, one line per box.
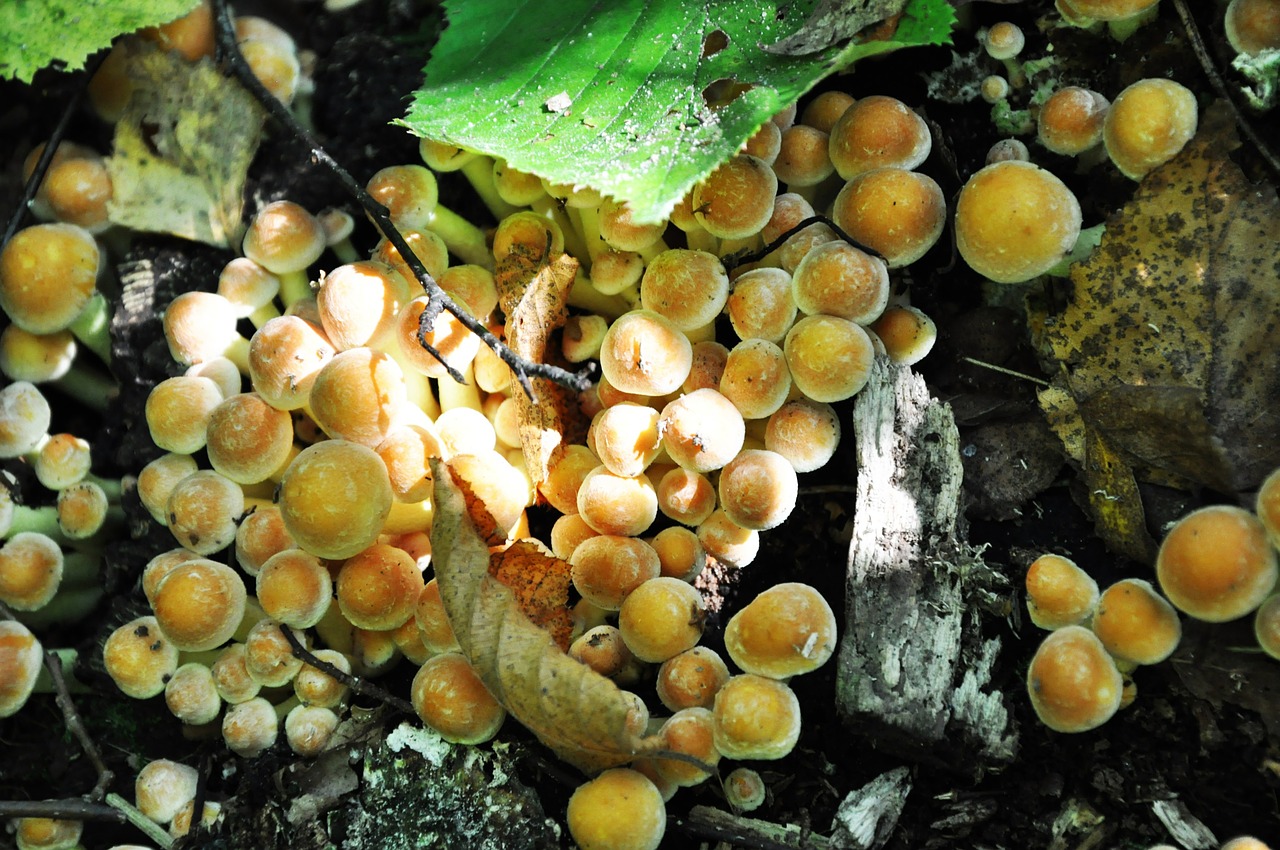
[692, 154, 778, 241]
[1102, 78, 1198, 181]
[152, 559, 248, 652]
[293, 648, 352, 708]
[134, 759, 199, 824]
[242, 619, 307, 687]
[277, 440, 394, 560]
[650, 526, 707, 582]
[221, 695, 282, 757]
[1156, 504, 1278, 622]
[0, 224, 103, 345]
[697, 509, 761, 568]
[566, 768, 666, 850]
[726, 267, 796, 344]
[724, 767, 767, 812]
[724, 582, 837, 678]
[247, 315, 335, 411]
[592, 402, 663, 478]
[1256, 594, 1280, 661]
[718, 449, 799, 531]
[576, 465, 659, 537]
[284, 704, 340, 757]
[1025, 553, 1100, 630]
[783, 314, 876, 403]
[659, 389, 745, 473]
[617, 576, 706, 663]
[830, 168, 947, 269]
[103, 616, 181, 699]
[1026, 625, 1123, 733]
[569, 624, 636, 680]
[828, 95, 931, 180]
[712, 673, 802, 760]
[639, 249, 730, 332]
[241, 200, 326, 305]
[655, 645, 730, 712]
[1225, 0, 1280, 55]
[165, 470, 247, 555]
[336, 542, 423, 631]
[164, 662, 222, 726]
[599, 310, 693, 396]
[773, 125, 835, 188]
[205, 391, 296, 485]
[1038, 87, 1110, 156]
[597, 197, 669, 253]
[652, 707, 720, 787]
[410, 651, 506, 744]
[0, 620, 43, 718]
[1090, 578, 1181, 665]
[954, 161, 1083, 283]
[0, 381, 53, 459]
[256, 548, 333, 629]
[869, 305, 938, 366]
[571, 535, 661, 611]
[719, 340, 794, 421]
[800, 90, 856, 133]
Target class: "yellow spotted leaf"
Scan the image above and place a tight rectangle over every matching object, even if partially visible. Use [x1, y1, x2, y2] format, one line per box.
[1039, 101, 1280, 548]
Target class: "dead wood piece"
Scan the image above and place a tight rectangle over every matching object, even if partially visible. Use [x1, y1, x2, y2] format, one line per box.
[836, 359, 1015, 774]
[829, 766, 911, 850]
[683, 805, 833, 849]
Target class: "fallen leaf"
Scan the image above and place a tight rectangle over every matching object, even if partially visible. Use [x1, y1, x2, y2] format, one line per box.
[488, 540, 575, 652]
[763, 0, 910, 55]
[496, 247, 589, 490]
[106, 47, 264, 248]
[430, 457, 658, 772]
[1038, 102, 1280, 557]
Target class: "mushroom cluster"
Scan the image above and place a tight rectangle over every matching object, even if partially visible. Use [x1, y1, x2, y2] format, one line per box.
[0, 2, 986, 843]
[1024, 481, 1280, 733]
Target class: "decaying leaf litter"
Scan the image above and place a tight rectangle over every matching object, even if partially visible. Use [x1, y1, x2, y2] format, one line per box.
[2, 1, 1280, 850]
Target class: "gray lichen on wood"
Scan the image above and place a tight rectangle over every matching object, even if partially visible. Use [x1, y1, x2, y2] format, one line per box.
[836, 359, 1015, 773]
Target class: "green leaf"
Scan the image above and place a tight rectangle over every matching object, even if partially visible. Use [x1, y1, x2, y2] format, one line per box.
[399, 0, 953, 224]
[0, 0, 199, 84]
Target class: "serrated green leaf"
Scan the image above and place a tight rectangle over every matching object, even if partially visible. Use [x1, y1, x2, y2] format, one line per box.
[0, 0, 199, 84]
[399, 0, 953, 224]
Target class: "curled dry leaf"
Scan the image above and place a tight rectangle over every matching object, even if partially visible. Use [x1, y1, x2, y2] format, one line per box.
[1037, 102, 1280, 562]
[495, 246, 589, 490]
[488, 540, 575, 652]
[430, 457, 659, 772]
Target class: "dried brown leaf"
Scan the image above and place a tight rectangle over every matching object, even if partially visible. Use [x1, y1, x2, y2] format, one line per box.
[488, 540, 575, 652]
[430, 457, 658, 772]
[495, 247, 589, 490]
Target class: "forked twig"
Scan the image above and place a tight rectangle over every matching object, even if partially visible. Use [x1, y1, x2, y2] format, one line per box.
[281, 625, 415, 716]
[208, 0, 594, 399]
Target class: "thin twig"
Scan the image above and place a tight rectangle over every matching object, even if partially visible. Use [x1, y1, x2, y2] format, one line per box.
[960, 356, 1050, 386]
[0, 799, 126, 822]
[722, 215, 885, 272]
[208, 0, 593, 398]
[105, 793, 175, 849]
[42, 649, 114, 801]
[1172, 0, 1280, 175]
[1, 52, 106, 249]
[282, 626, 415, 716]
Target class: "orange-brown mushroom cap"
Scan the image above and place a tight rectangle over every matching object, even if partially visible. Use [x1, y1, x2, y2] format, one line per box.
[1155, 504, 1278, 622]
[1026, 625, 1123, 733]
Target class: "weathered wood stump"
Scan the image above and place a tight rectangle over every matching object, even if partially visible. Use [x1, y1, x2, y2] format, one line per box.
[836, 359, 1016, 775]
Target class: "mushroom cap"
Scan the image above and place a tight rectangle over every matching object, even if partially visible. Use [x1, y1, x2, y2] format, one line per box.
[1256, 464, 1280, 550]
[575, 465, 658, 538]
[655, 466, 718, 527]
[1026, 625, 1123, 733]
[571, 534, 661, 611]
[41, 154, 114, 233]
[830, 168, 947, 269]
[162, 291, 243, 366]
[656, 646, 730, 712]
[0, 620, 43, 718]
[285, 704, 340, 757]
[599, 310, 693, 396]
[447, 451, 531, 543]
[242, 619, 306, 687]
[652, 707, 720, 787]
[279, 440, 394, 560]
[134, 759, 198, 824]
[598, 197, 668, 252]
[222, 696, 279, 757]
[697, 509, 761, 568]
[724, 766, 767, 811]
[137, 453, 199, 526]
[145, 375, 225, 455]
[410, 651, 506, 745]
[164, 662, 221, 726]
[0, 381, 52, 459]
[712, 674, 802, 760]
[153, 559, 247, 652]
[1059, 0, 1160, 19]
[242, 200, 326, 275]
[293, 648, 352, 708]
[1226, 0, 1280, 55]
[1025, 553, 1099, 630]
[56, 480, 111, 539]
[764, 398, 841, 474]
[954, 160, 1082, 283]
[726, 267, 796, 344]
[773, 125, 834, 187]
[1090, 578, 1181, 665]
[0, 326, 77, 384]
[1256, 593, 1280, 661]
[205, 391, 295, 484]
[725, 582, 837, 678]
[1103, 78, 1198, 181]
[869, 305, 938, 366]
[316, 260, 413, 351]
[0, 532, 63, 611]
[983, 21, 1025, 60]
[660, 389, 745, 474]
[367, 165, 439, 232]
[592, 402, 662, 478]
[791, 239, 891, 323]
[828, 95, 931, 180]
[1155, 504, 1278, 622]
[566, 768, 666, 850]
[0, 223, 99, 334]
[103, 616, 181, 699]
[34, 432, 92, 490]
[211, 643, 261, 704]
[308, 347, 408, 448]
[651, 525, 707, 582]
[718, 449, 799, 531]
[1038, 87, 1110, 156]
[783, 314, 876, 403]
[692, 154, 777, 240]
[248, 315, 336, 411]
[165, 469, 246, 555]
[640, 249, 730, 332]
[234, 505, 296, 577]
[336, 542, 423, 630]
[618, 576, 706, 663]
[257, 548, 333, 629]
[800, 90, 856, 133]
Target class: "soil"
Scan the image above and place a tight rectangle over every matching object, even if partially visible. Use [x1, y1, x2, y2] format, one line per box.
[1, 1, 1278, 849]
